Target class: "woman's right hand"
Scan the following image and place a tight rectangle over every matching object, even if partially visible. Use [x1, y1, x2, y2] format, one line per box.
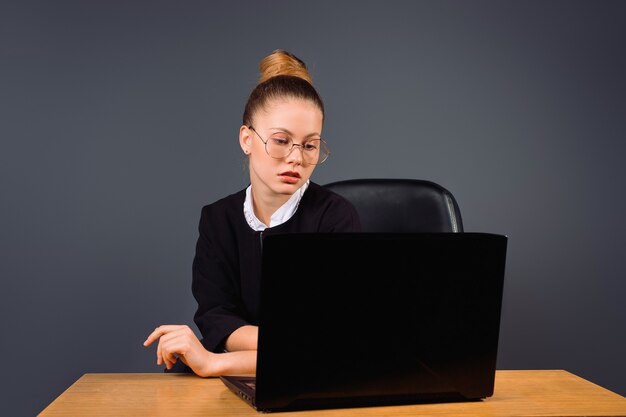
[143, 325, 216, 376]
[144, 324, 258, 377]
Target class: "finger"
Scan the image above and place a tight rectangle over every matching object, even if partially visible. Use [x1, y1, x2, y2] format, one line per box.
[163, 354, 174, 370]
[157, 331, 180, 363]
[179, 355, 189, 367]
[143, 325, 168, 346]
[160, 340, 188, 370]
[157, 337, 163, 366]
[158, 346, 177, 369]
[144, 326, 166, 346]
[160, 340, 174, 368]
[158, 327, 193, 345]
[163, 350, 179, 370]
[157, 330, 189, 367]
[154, 328, 195, 365]
[144, 324, 187, 346]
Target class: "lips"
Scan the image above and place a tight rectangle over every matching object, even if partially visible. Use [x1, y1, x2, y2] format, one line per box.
[279, 171, 301, 179]
[278, 171, 301, 184]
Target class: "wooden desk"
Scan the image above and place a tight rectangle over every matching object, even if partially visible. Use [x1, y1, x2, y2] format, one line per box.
[39, 370, 626, 416]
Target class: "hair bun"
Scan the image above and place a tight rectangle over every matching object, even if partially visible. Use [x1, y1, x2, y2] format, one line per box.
[258, 49, 313, 85]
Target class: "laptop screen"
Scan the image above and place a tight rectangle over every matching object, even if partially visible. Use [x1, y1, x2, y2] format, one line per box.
[253, 232, 507, 411]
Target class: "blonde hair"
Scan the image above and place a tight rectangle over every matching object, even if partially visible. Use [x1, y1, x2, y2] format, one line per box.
[258, 49, 313, 84]
[243, 49, 324, 126]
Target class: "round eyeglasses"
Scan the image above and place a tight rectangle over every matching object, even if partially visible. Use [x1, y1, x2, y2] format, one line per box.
[248, 126, 330, 165]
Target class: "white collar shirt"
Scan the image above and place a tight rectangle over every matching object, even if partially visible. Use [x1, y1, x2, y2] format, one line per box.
[243, 180, 310, 231]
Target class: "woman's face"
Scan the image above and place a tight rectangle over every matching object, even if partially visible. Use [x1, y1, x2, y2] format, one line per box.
[240, 98, 323, 198]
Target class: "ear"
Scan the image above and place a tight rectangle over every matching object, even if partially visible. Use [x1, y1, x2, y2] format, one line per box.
[239, 125, 252, 155]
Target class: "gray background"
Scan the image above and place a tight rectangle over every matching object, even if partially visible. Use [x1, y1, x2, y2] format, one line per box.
[1, 1, 625, 416]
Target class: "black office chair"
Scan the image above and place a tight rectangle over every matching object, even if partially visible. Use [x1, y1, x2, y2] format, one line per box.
[323, 178, 463, 233]
[167, 179, 462, 374]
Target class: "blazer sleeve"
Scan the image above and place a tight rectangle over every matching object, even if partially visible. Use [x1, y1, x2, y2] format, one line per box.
[191, 207, 249, 352]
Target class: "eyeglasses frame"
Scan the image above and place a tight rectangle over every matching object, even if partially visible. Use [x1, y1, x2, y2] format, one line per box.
[247, 125, 330, 165]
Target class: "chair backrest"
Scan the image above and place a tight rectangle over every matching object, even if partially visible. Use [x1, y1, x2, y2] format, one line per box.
[323, 178, 463, 233]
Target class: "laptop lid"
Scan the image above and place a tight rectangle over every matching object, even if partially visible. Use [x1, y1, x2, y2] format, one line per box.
[252, 232, 507, 412]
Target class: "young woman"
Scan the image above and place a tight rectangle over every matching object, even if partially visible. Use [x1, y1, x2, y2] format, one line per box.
[143, 50, 361, 376]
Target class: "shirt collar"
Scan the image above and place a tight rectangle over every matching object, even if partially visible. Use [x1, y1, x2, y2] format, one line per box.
[243, 180, 310, 231]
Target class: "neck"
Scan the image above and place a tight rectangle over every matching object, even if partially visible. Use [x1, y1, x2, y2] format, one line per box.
[250, 187, 291, 227]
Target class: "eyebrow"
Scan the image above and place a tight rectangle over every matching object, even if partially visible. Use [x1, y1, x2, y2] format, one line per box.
[269, 127, 321, 138]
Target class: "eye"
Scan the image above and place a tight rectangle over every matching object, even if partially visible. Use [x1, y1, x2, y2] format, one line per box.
[303, 141, 319, 151]
[271, 137, 291, 147]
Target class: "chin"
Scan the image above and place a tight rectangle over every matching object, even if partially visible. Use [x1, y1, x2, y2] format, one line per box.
[274, 180, 301, 194]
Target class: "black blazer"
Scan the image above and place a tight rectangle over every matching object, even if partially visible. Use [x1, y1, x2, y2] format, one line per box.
[192, 182, 361, 352]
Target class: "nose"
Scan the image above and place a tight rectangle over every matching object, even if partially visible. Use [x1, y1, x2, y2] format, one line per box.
[285, 144, 304, 165]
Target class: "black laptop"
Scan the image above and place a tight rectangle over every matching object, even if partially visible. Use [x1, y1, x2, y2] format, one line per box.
[221, 232, 507, 412]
